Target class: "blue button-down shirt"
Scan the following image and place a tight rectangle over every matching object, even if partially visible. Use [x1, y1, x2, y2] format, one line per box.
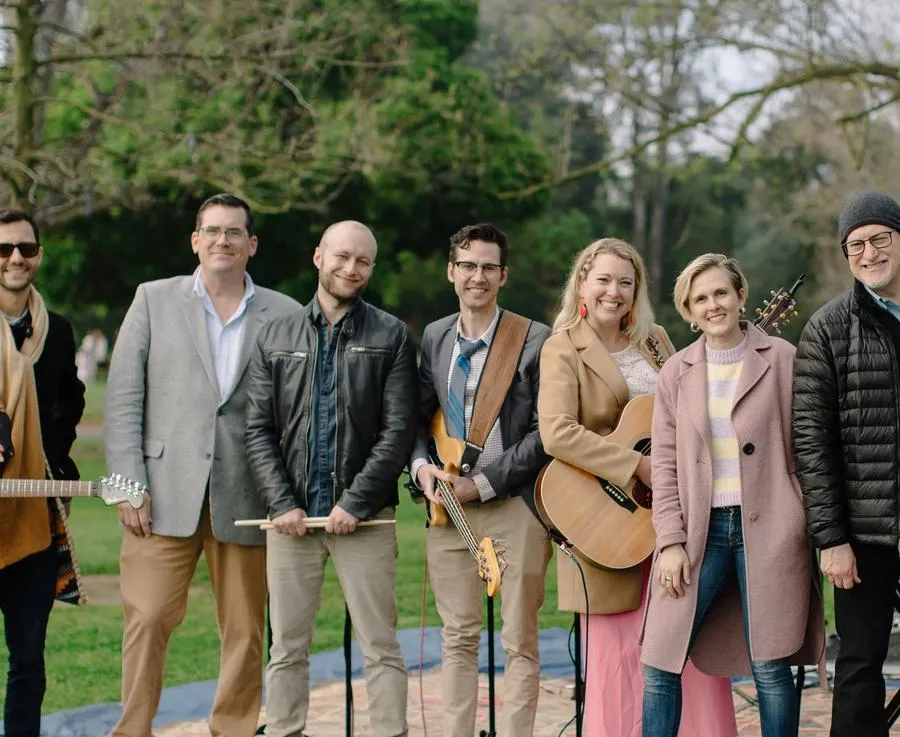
[306, 298, 359, 517]
[865, 284, 900, 322]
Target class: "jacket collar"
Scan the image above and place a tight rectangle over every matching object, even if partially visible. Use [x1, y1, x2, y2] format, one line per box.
[566, 318, 630, 407]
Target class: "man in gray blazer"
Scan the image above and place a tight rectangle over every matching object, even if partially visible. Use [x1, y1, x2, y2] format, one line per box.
[104, 193, 300, 737]
[409, 223, 552, 736]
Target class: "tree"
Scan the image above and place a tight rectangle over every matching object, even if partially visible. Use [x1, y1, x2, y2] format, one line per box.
[1, 0, 409, 221]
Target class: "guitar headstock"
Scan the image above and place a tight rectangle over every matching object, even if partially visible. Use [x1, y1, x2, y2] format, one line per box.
[477, 537, 504, 598]
[754, 273, 804, 335]
[97, 473, 148, 508]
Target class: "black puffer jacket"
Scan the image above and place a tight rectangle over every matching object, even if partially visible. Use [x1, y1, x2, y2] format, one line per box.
[793, 281, 899, 549]
[245, 299, 418, 521]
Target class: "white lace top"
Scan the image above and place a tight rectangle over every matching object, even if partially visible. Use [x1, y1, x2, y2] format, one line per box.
[610, 345, 658, 399]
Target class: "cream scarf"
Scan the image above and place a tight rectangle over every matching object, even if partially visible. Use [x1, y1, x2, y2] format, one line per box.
[0, 287, 52, 567]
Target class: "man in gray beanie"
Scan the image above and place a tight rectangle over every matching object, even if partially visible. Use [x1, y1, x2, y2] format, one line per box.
[794, 189, 900, 736]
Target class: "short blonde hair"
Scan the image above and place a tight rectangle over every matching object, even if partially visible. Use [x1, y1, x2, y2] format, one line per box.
[551, 238, 654, 347]
[672, 253, 749, 323]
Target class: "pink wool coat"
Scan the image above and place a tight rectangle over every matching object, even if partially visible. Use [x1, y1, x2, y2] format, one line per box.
[640, 326, 824, 676]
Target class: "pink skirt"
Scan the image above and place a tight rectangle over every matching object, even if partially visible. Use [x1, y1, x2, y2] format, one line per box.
[582, 569, 737, 737]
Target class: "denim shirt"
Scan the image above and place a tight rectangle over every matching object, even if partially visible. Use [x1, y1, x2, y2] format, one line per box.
[306, 298, 358, 517]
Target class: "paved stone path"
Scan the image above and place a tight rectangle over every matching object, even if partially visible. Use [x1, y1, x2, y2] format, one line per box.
[156, 670, 900, 736]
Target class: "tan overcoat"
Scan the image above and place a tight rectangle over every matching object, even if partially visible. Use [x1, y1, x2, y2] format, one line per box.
[538, 319, 674, 613]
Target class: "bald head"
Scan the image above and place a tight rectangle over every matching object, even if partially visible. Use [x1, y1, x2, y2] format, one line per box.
[314, 220, 377, 306]
[319, 220, 377, 256]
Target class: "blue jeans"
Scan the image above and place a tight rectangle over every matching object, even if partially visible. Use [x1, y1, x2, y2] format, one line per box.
[642, 506, 798, 737]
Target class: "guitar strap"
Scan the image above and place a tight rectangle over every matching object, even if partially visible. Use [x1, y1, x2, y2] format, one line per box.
[459, 310, 531, 473]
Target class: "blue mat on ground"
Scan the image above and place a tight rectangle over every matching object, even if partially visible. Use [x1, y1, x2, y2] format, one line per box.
[17, 626, 577, 737]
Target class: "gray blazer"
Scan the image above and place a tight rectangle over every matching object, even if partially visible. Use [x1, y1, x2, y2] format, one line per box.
[410, 310, 551, 504]
[104, 274, 301, 545]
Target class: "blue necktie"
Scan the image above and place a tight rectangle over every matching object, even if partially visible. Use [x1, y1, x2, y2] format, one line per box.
[447, 337, 483, 439]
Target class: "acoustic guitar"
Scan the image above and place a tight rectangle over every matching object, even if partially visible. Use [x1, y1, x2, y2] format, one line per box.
[418, 408, 504, 597]
[534, 274, 805, 570]
[0, 472, 148, 508]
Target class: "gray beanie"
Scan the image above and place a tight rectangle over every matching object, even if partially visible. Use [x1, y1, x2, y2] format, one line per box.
[838, 190, 900, 244]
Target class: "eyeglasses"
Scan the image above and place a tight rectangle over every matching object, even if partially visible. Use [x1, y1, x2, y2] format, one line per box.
[198, 226, 248, 241]
[0, 242, 40, 258]
[453, 260, 504, 276]
[842, 230, 894, 257]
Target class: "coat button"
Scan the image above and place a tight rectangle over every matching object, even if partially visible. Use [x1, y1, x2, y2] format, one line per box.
[742, 443, 755, 455]
[749, 512, 759, 521]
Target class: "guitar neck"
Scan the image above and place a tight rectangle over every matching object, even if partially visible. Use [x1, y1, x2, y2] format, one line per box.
[434, 479, 481, 560]
[0, 479, 96, 499]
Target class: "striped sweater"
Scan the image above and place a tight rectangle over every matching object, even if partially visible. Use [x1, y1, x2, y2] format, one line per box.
[706, 335, 747, 507]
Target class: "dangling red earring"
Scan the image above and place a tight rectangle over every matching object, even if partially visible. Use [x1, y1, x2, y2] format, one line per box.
[578, 300, 587, 319]
[624, 311, 635, 327]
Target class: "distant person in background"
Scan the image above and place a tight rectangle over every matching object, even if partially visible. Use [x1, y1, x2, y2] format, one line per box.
[794, 190, 900, 736]
[76, 328, 109, 382]
[0, 208, 86, 737]
[104, 193, 299, 737]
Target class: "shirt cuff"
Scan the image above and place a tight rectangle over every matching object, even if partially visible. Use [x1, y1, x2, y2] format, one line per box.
[409, 458, 428, 489]
[473, 472, 496, 502]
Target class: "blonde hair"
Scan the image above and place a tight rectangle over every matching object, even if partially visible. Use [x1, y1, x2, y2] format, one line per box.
[551, 238, 654, 346]
[672, 253, 749, 323]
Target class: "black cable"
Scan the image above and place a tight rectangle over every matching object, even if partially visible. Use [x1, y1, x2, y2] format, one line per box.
[556, 543, 589, 735]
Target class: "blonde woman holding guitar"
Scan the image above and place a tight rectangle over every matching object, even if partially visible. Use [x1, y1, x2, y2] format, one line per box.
[538, 239, 736, 737]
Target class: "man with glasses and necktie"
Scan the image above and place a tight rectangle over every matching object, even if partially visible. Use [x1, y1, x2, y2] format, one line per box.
[104, 193, 299, 737]
[794, 190, 900, 736]
[0, 209, 85, 737]
[409, 223, 552, 736]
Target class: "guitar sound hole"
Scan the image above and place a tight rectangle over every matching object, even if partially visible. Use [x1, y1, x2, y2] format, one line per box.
[633, 438, 652, 508]
[633, 480, 652, 509]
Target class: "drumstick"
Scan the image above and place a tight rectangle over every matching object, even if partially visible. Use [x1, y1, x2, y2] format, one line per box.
[234, 517, 396, 529]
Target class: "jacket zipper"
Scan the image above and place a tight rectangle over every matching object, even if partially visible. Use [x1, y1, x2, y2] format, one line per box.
[332, 328, 344, 507]
[302, 341, 317, 509]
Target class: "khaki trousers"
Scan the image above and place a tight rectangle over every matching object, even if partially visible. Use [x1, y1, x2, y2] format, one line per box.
[264, 508, 407, 737]
[428, 495, 552, 736]
[110, 504, 267, 737]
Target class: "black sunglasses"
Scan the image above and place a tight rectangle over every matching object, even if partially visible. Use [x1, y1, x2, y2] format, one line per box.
[0, 242, 40, 258]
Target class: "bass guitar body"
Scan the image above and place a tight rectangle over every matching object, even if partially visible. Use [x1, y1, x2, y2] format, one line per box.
[535, 393, 655, 570]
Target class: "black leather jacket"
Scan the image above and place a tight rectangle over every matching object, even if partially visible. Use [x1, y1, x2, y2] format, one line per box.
[793, 281, 900, 549]
[245, 299, 418, 520]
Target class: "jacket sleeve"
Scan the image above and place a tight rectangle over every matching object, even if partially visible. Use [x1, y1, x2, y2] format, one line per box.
[46, 316, 86, 479]
[338, 325, 419, 519]
[408, 325, 440, 483]
[479, 322, 551, 498]
[244, 327, 301, 520]
[104, 285, 151, 489]
[793, 317, 848, 549]
[537, 336, 641, 488]
[650, 360, 688, 550]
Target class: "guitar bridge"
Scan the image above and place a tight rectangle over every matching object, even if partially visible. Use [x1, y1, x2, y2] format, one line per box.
[598, 479, 638, 513]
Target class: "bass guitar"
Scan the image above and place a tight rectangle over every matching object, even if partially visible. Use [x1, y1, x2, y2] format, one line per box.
[420, 408, 504, 597]
[534, 274, 804, 570]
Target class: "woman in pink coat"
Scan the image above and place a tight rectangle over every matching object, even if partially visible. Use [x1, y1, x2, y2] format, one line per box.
[640, 254, 824, 737]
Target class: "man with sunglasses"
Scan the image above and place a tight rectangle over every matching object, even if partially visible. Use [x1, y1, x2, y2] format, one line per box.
[104, 193, 299, 737]
[408, 223, 552, 736]
[0, 209, 85, 737]
[794, 190, 900, 736]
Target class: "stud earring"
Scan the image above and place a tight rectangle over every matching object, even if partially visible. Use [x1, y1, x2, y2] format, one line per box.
[690, 322, 700, 333]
